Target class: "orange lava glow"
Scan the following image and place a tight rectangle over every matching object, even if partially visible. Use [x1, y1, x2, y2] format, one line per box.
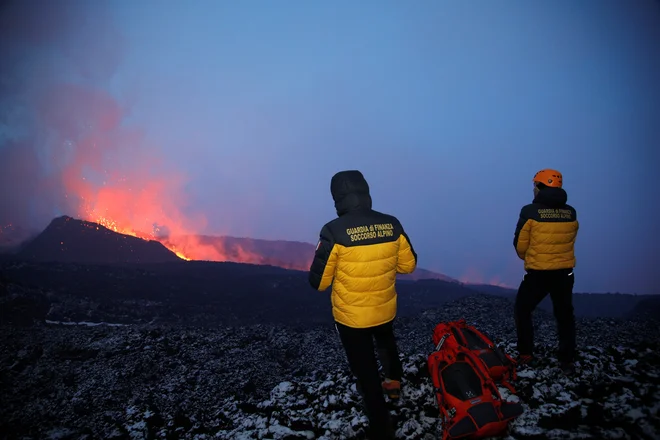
[62, 161, 317, 269]
[75, 185, 235, 263]
[459, 267, 513, 288]
[68, 170, 296, 266]
[93, 216, 191, 261]
[41, 82, 273, 265]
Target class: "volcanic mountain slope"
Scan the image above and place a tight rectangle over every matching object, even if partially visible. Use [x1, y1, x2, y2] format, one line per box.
[191, 234, 318, 270]
[16, 216, 182, 264]
[4, 215, 458, 282]
[1, 294, 658, 440]
[177, 237, 457, 282]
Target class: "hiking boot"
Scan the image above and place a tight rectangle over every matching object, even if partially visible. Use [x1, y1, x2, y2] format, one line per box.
[382, 379, 401, 399]
[516, 354, 535, 366]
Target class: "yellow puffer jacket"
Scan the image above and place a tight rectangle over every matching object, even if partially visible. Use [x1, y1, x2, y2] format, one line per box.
[309, 170, 417, 328]
[514, 187, 579, 270]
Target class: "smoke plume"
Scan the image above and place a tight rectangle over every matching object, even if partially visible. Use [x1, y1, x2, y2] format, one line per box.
[1, 0, 121, 226]
[0, 0, 219, 260]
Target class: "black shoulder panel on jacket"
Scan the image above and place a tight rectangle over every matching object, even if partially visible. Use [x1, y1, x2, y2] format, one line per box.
[327, 210, 403, 248]
[526, 203, 577, 223]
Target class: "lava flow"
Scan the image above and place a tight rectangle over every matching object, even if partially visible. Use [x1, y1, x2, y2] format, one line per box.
[35, 83, 281, 267]
[74, 185, 267, 265]
[74, 183, 208, 262]
[85, 211, 191, 261]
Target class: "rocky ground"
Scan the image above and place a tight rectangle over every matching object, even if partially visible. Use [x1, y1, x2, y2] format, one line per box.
[1, 295, 659, 439]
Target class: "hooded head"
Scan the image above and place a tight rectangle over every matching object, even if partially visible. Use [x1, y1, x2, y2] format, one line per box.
[330, 170, 372, 216]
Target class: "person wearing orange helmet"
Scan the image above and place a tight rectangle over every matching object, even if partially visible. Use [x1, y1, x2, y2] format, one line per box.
[512, 168, 579, 374]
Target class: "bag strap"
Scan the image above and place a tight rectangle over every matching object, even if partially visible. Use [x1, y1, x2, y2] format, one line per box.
[500, 380, 517, 394]
[459, 347, 503, 398]
[449, 322, 469, 346]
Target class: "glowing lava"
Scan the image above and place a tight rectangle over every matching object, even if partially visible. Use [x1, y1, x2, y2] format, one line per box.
[84, 209, 192, 261]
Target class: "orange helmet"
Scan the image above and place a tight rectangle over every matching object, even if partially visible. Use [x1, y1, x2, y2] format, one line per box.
[533, 169, 563, 188]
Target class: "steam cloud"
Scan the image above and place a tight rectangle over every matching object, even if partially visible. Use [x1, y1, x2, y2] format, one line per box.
[0, 0, 205, 244]
[0, 1, 115, 225]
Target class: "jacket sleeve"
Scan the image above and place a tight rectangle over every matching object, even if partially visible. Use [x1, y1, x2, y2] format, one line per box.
[513, 208, 531, 260]
[308, 224, 338, 291]
[396, 229, 417, 274]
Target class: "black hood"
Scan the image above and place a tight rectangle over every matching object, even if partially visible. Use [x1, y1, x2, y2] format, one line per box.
[330, 170, 372, 216]
[534, 186, 568, 208]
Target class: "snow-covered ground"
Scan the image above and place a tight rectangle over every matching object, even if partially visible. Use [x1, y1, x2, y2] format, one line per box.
[44, 320, 128, 327]
[209, 344, 660, 440]
[1, 295, 658, 439]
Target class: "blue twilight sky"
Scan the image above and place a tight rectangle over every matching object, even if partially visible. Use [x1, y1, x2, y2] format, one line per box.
[0, 0, 659, 294]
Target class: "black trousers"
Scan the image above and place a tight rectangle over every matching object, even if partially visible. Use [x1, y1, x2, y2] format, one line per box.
[514, 268, 576, 363]
[335, 320, 402, 439]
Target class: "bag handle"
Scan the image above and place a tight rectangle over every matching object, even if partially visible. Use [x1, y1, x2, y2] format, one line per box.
[435, 332, 451, 352]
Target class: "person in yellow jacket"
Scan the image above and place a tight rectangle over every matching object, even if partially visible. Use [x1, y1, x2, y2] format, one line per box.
[513, 169, 579, 374]
[309, 170, 417, 440]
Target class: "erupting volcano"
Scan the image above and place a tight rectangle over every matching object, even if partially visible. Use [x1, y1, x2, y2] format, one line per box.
[14, 212, 323, 271]
[80, 207, 192, 261]
[8, 81, 282, 267]
[2, 81, 455, 278]
[76, 187, 199, 263]
[63, 168, 314, 268]
[70, 183, 302, 267]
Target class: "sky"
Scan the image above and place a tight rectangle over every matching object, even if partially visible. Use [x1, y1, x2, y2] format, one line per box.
[1, 0, 659, 294]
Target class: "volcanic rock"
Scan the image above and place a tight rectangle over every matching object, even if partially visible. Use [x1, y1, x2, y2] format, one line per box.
[16, 216, 182, 265]
[1, 293, 658, 439]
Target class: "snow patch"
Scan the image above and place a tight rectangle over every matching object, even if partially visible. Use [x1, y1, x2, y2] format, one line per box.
[45, 319, 127, 327]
